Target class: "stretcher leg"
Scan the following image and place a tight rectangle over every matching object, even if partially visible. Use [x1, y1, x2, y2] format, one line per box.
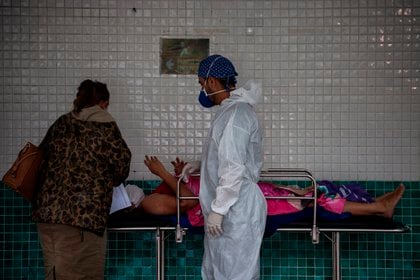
[156, 228, 165, 280]
[332, 232, 341, 280]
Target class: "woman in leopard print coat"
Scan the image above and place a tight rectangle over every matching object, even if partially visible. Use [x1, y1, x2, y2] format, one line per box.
[32, 80, 131, 279]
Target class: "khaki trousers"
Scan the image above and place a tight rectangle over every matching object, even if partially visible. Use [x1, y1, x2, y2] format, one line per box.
[37, 223, 107, 280]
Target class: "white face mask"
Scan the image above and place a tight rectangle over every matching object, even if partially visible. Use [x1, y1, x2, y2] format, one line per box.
[203, 80, 226, 97]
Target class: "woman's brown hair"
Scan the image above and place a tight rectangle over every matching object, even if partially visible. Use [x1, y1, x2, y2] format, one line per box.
[73, 80, 110, 114]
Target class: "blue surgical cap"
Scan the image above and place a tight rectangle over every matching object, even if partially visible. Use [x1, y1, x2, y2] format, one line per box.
[198, 54, 238, 79]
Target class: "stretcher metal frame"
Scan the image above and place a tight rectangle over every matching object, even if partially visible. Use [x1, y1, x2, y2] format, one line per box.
[107, 226, 170, 279]
[275, 217, 410, 280]
[175, 169, 320, 243]
[107, 169, 410, 280]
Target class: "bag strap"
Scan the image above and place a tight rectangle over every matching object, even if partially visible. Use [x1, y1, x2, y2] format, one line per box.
[10, 152, 40, 174]
[10, 144, 41, 174]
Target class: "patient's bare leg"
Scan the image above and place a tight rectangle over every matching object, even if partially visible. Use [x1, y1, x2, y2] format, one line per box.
[140, 193, 177, 215]
[343, 184, 405, 218]
[140, 193, 199, 215]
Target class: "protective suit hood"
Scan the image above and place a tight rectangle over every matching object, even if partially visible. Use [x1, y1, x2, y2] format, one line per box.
[229, 80, 262, 107]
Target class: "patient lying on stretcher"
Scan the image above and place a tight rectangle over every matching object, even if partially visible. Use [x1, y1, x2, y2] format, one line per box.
[139, 156, 405, 227]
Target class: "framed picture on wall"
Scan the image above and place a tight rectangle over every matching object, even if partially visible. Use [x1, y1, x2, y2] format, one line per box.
[160, 38, 209, 75]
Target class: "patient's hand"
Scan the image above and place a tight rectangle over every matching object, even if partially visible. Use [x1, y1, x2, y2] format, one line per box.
[144, 156, 168, 177]
[171, 157, 186, 176]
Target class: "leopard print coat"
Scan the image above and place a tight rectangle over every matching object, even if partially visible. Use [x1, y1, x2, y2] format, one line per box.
[32, 112, 131, 235]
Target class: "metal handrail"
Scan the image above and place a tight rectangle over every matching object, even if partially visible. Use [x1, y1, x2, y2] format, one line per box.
[176, 169, 320, 244]
[260, 169, 319, 244]
[176, 173, 200, 243]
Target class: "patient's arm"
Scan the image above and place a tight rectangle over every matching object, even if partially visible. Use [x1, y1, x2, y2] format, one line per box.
[171, 157, 186, 176]
[142, 156, 198, 214]
[273, 184, 314, 196]
[144, 155, 195, 198]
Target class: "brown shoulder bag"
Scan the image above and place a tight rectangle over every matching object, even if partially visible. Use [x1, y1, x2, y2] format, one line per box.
[2, 142, 44, 202]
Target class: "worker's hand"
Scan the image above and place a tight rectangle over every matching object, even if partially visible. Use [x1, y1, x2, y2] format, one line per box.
[206, 211, 224, 238]
[180, 160, 200, 183]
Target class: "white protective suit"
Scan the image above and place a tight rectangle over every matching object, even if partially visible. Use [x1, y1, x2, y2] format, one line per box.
[199, 80, 267, 280]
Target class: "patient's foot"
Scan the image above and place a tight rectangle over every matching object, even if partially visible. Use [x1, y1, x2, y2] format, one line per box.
[375, 191, 392, 202]
[380, 184, 405, 218]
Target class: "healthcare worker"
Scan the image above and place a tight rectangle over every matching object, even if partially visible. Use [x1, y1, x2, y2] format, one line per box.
[182, 54, 267, 280]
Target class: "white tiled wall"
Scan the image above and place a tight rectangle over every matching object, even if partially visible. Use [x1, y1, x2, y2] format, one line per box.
[1, 0, 419, 181]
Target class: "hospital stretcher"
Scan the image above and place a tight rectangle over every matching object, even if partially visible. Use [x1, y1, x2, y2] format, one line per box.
[107, 169, 410, 280]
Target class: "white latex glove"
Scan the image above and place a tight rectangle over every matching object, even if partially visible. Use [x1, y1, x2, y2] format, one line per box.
[180, 160, 201, 183]
[206, 211, 224, 237]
